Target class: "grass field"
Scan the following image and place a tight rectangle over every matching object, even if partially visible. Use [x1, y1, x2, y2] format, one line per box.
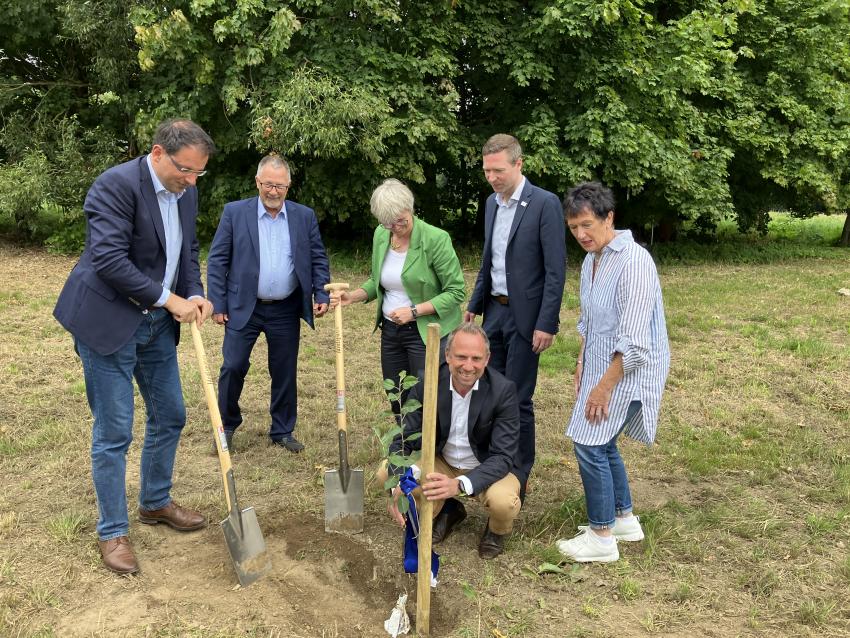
[1, 218, 849, 637]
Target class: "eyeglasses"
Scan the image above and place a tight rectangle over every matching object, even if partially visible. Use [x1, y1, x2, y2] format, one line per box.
[381, 217, 410, 230]
[167, 154, 208, 176]
[258, 182, 291, 192]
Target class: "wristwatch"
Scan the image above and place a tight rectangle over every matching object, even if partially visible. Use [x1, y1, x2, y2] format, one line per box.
[410, 305, 418, 319]
[457, 479, 469, 497]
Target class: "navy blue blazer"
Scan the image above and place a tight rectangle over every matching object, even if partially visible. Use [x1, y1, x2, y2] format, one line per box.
[206, 197, 331, 331]
[388, 365, 521, 494]
[53, 156, 204, 356]
[468, 179, 566, 340]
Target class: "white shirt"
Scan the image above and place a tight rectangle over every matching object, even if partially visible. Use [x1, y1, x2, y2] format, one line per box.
[489, 177, 526, 296]
[380, 248, 414, 319]
[412, 377, 479, 495]
[442, 378, 480, 471]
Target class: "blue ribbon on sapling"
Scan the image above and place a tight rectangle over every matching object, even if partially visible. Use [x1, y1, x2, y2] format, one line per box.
[399, 468, 439, 583]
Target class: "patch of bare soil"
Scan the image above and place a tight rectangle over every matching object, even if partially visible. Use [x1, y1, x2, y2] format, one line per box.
[4, 242, 850, 638]
[49, 512, 463, 638]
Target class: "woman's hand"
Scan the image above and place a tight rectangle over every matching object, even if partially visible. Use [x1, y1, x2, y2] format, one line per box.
[585, 381, 614, 423]
[330, 288, 366, 309]
[388, 305, 415, 325]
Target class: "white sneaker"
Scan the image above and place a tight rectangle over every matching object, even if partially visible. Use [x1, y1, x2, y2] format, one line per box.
[556, 529, 619, 563]
[578, 515, 644, 542]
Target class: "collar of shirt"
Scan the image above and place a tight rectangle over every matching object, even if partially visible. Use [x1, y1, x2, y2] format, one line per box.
[604, 229, 634, 254]
[495, 176, 526, 208]
[257, 197, 287, 221]
[145, 155, 184, 202]
[449, 377, 480, 399]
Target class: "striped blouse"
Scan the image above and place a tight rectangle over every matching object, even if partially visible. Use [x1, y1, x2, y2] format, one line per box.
[566, 230, 670, 446]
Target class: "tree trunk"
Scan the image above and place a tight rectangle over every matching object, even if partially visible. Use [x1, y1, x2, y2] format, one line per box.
[840, 212, 850, 247]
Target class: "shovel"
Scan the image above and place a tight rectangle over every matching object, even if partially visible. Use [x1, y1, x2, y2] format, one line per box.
[190, 322, 271, 586]
[323, 283, 364, 534]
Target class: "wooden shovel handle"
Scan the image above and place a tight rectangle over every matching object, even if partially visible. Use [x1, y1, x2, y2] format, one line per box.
[324, 283, 350, 433]
[190, 322, 234, 510]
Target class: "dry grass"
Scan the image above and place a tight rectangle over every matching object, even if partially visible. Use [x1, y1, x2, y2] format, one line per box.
[1, 239, 849, 637]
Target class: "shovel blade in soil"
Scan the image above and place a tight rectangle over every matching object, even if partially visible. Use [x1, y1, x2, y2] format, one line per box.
[324, 468, 364, 534]
[221, 506, 272, 587]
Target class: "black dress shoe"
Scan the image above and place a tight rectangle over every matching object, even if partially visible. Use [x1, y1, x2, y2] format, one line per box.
[272, 437, 304, 453]
[432, 500, 467, 544]
[478, 521, 507, 559]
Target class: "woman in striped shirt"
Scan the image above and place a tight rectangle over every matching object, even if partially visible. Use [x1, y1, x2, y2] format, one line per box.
[556, 182, 670, 563]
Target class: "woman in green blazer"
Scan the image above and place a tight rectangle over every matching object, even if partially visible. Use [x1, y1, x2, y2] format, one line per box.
[333, 178, 465, 417]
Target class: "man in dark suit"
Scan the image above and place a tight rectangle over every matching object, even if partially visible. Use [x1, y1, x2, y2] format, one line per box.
[207, 155, 331, 453]
[54, 119, 216, 575]
[380, 323, 522, 559]
[465, 134, 566, 488]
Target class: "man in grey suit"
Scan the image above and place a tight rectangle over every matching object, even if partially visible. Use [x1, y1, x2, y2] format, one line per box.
[54, 119, 215, 575]
[465, 134, 566, 489]
[206, 155, 331, 453]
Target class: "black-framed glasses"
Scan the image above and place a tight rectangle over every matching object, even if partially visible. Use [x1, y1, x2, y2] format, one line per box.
[381, 217, 410, 230]
[258, 182, 291, 192]
[167, 154, 208, 176]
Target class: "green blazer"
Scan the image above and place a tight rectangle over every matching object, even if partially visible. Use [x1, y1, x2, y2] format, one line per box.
[360, 218, 465, 343]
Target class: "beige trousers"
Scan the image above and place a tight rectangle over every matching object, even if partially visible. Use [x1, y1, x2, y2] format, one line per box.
[377, 456, 521, 535]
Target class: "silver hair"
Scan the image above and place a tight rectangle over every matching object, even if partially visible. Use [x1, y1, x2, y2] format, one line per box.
[445, 323, 490, 357]
[256, 154, 291, 178]
[370, 178, 414, 226]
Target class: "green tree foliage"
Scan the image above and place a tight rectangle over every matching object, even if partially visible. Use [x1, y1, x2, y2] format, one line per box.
[2, 0, 849, 249]
[130, 0, 467, 239]
[0, 0, 138, 246]
[728, 0, 850, 233]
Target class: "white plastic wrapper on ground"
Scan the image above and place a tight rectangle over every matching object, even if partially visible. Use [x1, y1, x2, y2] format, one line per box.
[384, 593, 410, 636]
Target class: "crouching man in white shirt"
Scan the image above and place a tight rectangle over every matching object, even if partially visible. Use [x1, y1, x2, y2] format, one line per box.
[378, 323, 522, 559]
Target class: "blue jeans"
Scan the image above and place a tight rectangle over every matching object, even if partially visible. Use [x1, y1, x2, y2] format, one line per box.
[76, 308, 185, 540]
[573, 400, 642, 529]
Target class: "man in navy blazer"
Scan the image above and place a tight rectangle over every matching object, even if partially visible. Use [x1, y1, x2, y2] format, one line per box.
[207, 155, 330, 452]
[53, 119, 216, 575]
[466, 134, 566, 489]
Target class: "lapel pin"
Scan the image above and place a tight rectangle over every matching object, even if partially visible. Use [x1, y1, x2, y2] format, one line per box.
[520, 201, 528, 207]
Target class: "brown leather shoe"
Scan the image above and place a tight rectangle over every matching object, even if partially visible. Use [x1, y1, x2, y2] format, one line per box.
[432, 500, 467, 544]
[478, 522, 507, 559]
[98, 536, 139, 575]
[138, 501, 206, 531]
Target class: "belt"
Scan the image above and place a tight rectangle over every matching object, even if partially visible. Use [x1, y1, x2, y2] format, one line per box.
[492, 294, 509, 306]
[257, 298, 285, 305]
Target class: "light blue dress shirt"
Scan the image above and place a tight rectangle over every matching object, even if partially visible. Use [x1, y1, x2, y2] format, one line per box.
[256, 198, 297, 300]
[489, 177, 526, 296]
[146, 156, 183, 307]
[567, 230, 670, 446]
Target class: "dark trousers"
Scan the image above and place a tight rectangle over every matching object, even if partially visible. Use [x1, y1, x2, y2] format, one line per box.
[482, 297, 540, 484]
[380, 320, 446, 418]
[218, 294, 301, 442]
